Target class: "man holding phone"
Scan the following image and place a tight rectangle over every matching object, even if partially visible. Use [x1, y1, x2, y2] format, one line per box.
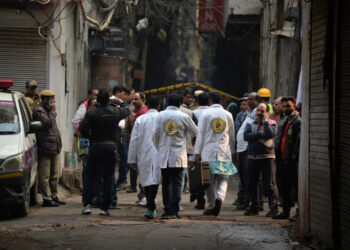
[33, 89, 65, 207]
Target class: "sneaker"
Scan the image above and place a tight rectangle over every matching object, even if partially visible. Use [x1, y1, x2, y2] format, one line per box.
[52, 197, 66, 205]
[127, 187, 137, 193]
[203, 208, 216, 216]
[137, 197, 147, 207]
[265, 210, 278, 217]
[42, 199, 60, 207]
[244, 207, 259, 216]
[237, 203, 248, 210]
[272, 212, 290, 220]
[144, 209, 156, 219]
[161, 212, 171, 220]
[99, 209, 110, 216]
[195, 203, 205, 210]
[82, 205, 92, 215]
[116, 183, 128, 191]
[170, 213, 181, 219]
[182, 187, 190, 194]
[213, 198, 222, 216]
[109, 203, 121, 209]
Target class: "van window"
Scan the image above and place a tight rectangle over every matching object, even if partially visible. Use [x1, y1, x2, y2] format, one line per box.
[18, 99, 30, 133]
[0, 101, 20, 134]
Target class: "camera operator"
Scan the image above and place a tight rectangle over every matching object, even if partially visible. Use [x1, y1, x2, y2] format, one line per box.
[80, 89, 130, 216]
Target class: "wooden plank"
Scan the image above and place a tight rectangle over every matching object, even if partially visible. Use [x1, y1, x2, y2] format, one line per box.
[310, 139, 328, 147]
[310, 191, 331, 202]
[310, 170, 332, 180]
[310, 164, 330, 174]
[310, 195, 332, 207]
[310, 92, 328, 101]
[310, 119, 329, 126]
[310, 158, 330, 167]
[310, 113, 329, 119]
[310, 125, 329, 133]
[310, 144, 329, 153]
[310, 152, 329, 162]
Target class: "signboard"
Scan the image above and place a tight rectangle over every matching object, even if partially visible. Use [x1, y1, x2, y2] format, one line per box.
[198, 0, 224, 33]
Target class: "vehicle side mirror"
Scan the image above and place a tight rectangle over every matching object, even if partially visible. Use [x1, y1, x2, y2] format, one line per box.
[29, 121, 43, 133]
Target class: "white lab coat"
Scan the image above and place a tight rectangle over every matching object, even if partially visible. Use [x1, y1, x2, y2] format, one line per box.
[128, 109, 160, 186]
[194, 104, 235, 162]
[152, 106, 198, 168]
[193, 106, 209, 121]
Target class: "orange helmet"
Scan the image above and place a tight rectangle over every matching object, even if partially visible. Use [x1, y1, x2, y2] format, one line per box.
[257, 88, 271, 98]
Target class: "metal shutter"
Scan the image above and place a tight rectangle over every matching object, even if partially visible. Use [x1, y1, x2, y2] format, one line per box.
[309, 0, 333, 248]
[338, 1, 350, 248]
[0, 27, 47, 92]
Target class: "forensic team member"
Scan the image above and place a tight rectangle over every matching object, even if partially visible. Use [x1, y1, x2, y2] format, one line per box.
[128, 96, 161, 219]
[194, 92, 237, 216]
[80, 90, 130, 216]
[33, 89, 65, 207]
[152, 93, 198, 219]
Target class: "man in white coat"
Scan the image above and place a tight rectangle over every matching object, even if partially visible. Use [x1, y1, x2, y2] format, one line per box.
[194, 92, 237, 216]
[128, 96, 161, 219]
[152, 93, 198, 219]
[191, 92, 210, 209]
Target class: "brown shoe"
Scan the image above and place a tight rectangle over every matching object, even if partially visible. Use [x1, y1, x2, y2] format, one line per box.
[127, 187, 137, 193]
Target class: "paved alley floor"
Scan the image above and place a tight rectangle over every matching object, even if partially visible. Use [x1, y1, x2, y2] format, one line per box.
[0, 176, 294, 250]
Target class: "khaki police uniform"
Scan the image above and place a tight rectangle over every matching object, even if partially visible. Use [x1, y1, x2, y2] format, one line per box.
[32, 90, 62, 202]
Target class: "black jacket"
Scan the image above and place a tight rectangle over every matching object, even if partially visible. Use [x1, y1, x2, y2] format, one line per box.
[244, 119, 277, 159]
[79, 102, 130, 144]
[274, 112, 301, 162]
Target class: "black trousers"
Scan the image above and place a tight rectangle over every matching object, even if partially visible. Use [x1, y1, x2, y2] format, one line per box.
[85, 144, 117, 210]
[237, 151, 249, 204]
[247, 158, 278, 211]
[276, 159, 298, 213]
[144, 185, 159, 211]
[161, 167, 183, 215]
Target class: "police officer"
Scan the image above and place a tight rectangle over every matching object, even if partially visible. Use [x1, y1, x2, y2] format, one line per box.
[25, 80, 40, 108]
[33, 89, 65, 207]
[80, 89, 130, 216]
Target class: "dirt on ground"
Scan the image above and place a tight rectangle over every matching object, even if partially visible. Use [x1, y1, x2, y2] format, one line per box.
[0, 176, 294, 250]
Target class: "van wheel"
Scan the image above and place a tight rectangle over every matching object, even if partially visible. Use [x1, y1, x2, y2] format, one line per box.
[30, 175, 38, 205]
[13, 181, 30, 217]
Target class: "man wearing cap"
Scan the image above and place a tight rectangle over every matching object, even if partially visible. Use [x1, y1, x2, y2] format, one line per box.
[33, 89, 65, 207]
[25, 80, 40, 108]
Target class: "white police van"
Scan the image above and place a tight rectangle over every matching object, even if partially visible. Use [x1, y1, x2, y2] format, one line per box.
[0, 79, 42, 217]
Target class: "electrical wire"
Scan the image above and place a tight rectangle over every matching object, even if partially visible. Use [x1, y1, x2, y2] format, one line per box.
[35, 0, 50, 4]
[38, 2, 77, 41]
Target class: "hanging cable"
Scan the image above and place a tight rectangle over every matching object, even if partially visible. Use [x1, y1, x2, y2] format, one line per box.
[35, 0, 50, 4]
[78, 0, 118, 31]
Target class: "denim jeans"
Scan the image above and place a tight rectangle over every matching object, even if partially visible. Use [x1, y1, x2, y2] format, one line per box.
[85, 144, 118, 210]
[161, 167, 183, 215]
[81, 154, 88, 204]
[116, 134, 129, 186]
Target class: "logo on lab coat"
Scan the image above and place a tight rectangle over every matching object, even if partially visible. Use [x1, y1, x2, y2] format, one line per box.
[163, 120, 178, 135]
[211, 118, 225, 133]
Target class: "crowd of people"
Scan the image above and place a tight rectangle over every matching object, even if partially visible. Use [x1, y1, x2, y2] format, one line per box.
[24, 80, 300, 221]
